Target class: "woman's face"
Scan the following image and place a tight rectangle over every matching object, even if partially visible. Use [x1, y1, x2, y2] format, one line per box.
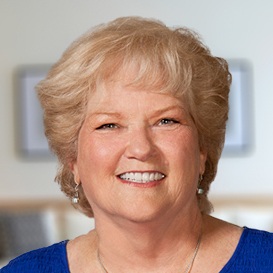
[72, 79, 206, 223]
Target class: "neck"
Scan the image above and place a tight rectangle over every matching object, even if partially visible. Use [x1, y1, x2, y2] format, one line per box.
[94, 207, 203, 272]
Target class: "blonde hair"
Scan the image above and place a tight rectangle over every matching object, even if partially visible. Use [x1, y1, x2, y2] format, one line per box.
[37, 16, 231, 216]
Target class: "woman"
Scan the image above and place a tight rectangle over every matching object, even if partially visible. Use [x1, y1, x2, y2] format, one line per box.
[2, 16, 273, 273]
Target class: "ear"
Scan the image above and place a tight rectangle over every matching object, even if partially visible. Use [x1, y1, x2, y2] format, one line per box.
[199, 149, 207, 175]
[69, 161, 80, 183]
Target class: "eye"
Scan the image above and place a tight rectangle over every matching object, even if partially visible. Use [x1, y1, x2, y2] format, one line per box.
[158, 118, 179, 126]
[96, 123, 118, 130]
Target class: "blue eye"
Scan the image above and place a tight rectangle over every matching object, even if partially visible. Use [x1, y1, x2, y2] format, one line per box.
[96, 123, 118, 130]
[158, 118, 179, 126]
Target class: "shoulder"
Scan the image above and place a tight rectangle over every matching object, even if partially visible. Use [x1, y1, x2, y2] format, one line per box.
[245, 226, 273, 238]
[0, 241, 69, 273]
[222, 227, 273, 272]
[238, 227, 273, 252]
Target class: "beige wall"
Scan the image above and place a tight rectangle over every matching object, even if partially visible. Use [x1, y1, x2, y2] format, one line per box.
[1, 0, 273, 202]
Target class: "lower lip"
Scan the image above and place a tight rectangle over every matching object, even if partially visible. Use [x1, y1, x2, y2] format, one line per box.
[118, 177, 164, 188]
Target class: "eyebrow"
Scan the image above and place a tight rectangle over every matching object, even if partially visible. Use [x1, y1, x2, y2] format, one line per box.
[149, 105, 188, 116]
[86, 112, 124, 122]
[87, 105, 188, 120]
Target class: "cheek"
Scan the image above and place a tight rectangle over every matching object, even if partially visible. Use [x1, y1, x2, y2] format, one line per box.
[77, 133, 124, 177]
[161, 130, 201, 176]
[161, 129, 199, 156]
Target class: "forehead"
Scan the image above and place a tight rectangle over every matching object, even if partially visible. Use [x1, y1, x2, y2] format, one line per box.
[86, 78, 190, 118]
[85, 61, 190, 117]
[93, 61, 184, 99]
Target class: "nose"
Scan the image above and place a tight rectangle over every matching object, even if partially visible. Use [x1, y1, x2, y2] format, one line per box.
[124, 127, 156, 161]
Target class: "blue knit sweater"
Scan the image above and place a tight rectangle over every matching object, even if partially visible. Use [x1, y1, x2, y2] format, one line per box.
[1, 227, 273, 272]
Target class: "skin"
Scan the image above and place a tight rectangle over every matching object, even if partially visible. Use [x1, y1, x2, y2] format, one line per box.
[68, 76, 242, 272]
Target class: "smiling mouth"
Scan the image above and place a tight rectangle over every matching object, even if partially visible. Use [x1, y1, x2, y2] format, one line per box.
[118, 172, 166, 183]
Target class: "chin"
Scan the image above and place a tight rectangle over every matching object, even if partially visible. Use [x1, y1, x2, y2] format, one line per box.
[111, 202, 170, 224]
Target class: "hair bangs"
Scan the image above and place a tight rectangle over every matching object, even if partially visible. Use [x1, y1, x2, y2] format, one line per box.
[92, 40, 192, 98]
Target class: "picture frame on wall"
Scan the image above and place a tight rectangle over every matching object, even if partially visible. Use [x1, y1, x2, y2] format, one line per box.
[15, 61, 252, 159]
[222, 60, 253, 156]
[15, 65, 53, 159]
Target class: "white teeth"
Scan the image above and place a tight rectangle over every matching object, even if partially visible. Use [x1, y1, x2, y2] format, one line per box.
[142, 173, 150, 181]
[119, 172, 165, 183]
[135, 173, 142, 181]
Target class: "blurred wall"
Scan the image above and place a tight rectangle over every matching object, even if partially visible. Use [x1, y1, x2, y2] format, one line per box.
[1, 0, 273, 202]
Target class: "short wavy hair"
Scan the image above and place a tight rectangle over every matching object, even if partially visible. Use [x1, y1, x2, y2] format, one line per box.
[37, 16, 231, 217]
